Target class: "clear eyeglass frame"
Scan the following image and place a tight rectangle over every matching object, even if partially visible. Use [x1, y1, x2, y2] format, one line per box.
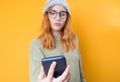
[47, 10, 68, 19]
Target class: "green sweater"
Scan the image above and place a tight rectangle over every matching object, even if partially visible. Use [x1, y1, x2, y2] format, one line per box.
[29, 35, 86, 82]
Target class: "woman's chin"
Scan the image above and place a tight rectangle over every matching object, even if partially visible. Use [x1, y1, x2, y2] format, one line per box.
[52, 29, 61, 32]
[51, 27, 62, 31]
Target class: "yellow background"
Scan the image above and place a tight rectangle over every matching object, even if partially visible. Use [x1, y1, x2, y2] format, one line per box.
[0, 0, 120, 82]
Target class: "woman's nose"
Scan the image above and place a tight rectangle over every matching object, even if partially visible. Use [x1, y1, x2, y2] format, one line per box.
[55, 14, 61, 21]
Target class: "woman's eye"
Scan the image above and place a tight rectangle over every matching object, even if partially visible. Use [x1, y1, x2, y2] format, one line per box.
[50, 11, 56, 15]
[61, 13, 66, 16]
[61, 13, 65, 16]
[60, 11, 67, 16]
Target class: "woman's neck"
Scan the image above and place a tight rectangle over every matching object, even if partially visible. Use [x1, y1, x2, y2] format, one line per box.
[52, 30, 62, 37]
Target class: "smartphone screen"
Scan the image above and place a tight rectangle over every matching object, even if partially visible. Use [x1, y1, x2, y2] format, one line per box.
[41, 55, 67, 78]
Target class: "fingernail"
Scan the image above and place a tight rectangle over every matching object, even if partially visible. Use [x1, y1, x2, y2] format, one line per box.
[68, 65, 70, 68]
[52, 61, 57, 65]
[40, 65, 43, 70]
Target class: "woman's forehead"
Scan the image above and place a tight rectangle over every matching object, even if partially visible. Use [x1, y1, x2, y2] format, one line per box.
[50, 5, 66, 11]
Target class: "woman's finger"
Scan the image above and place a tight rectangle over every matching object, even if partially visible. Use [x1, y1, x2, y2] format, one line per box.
[38, 65, 46, 80]
[47, 61, 57, 80]
[58, 65, 70, 81]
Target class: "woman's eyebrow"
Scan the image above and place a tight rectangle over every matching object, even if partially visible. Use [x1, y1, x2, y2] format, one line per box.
[51, 9, 66, 12]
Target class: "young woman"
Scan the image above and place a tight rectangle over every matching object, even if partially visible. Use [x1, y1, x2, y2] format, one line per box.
[30, 0, 86, 82]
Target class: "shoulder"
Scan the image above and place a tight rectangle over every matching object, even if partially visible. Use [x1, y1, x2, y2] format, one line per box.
[30, 37, 42, 49]
[73, 34, 78, 43]
[73, 34, 78, 38]
[73, 34, 79, 49]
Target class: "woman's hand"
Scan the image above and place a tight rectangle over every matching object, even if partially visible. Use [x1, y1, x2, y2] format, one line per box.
[38, 62, 71, 82]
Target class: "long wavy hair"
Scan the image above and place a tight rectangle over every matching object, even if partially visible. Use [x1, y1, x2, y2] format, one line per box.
[39, 6, 76, 52]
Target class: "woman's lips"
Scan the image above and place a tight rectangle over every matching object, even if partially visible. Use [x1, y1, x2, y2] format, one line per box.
[54, 23, 61, 26]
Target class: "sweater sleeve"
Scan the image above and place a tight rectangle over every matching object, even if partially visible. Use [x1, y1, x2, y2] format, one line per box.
[75, 35, 86, 82]
[29, 39, 44, 82]
[79, 53, 86, 82]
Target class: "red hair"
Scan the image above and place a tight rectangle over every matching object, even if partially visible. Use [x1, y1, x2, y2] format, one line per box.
[39, 6, 76, 52]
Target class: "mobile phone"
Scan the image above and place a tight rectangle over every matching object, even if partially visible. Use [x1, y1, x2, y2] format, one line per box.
[41, 55, 67, 78]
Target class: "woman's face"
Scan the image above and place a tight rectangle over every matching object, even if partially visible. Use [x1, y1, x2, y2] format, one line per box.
[47, 5, 68, 32]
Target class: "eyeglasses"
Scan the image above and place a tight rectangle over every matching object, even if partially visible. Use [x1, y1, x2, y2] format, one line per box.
[47, 10, 68, 19]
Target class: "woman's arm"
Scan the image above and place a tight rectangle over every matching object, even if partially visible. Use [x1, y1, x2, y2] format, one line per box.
[30, 39, 71, 82]
[79, 54, 86, 82]
[29, 39, 44, 82]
